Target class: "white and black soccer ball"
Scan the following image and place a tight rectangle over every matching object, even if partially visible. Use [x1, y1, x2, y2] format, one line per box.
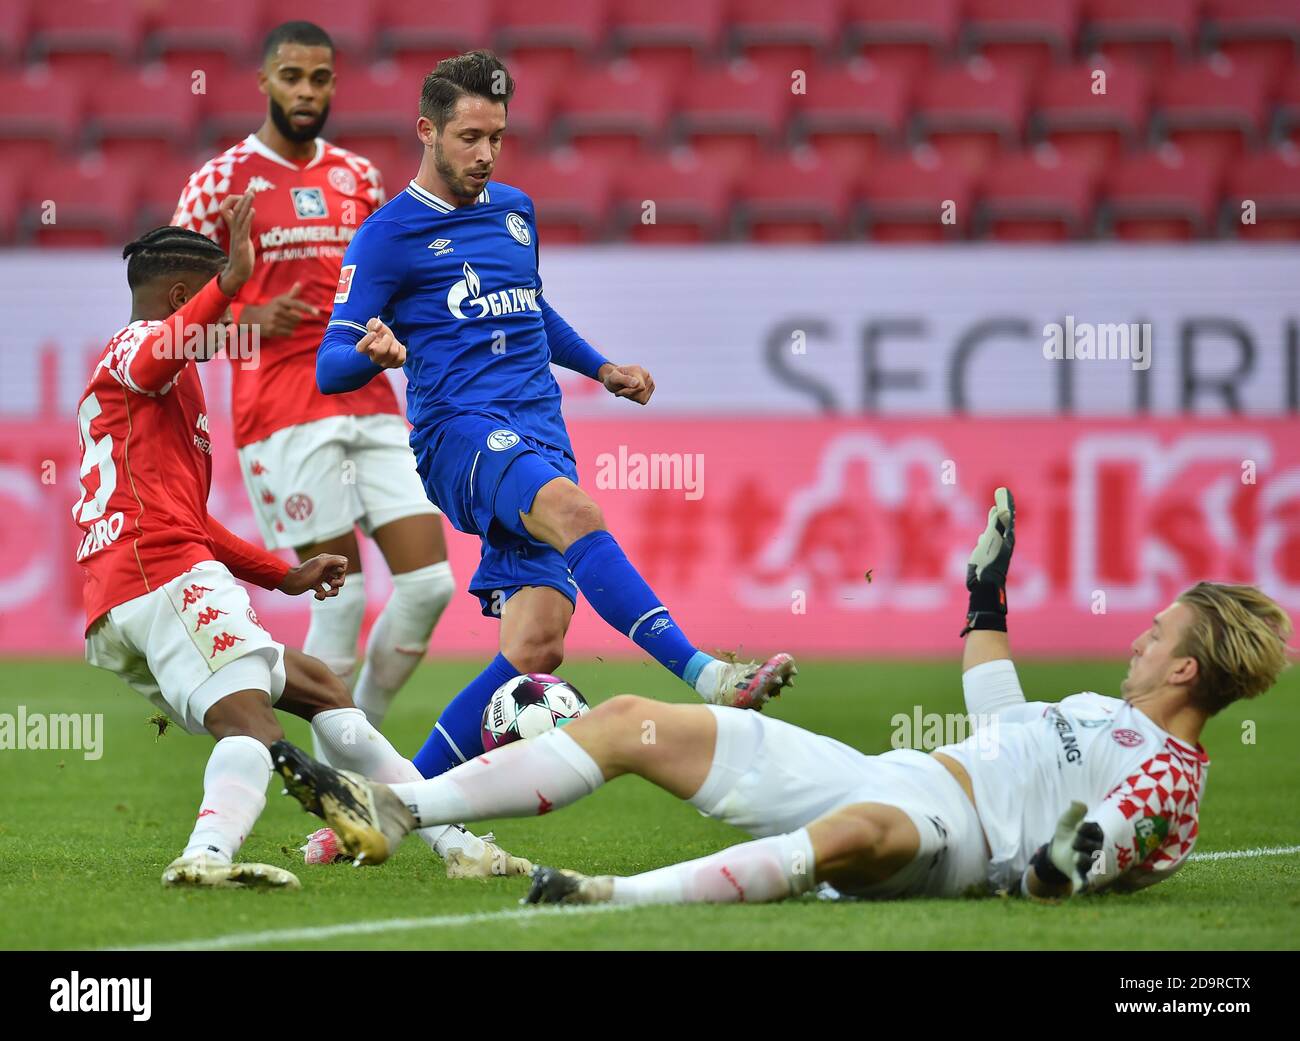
[481, 673, 590, 750]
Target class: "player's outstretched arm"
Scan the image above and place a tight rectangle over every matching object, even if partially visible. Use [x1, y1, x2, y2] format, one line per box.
[961, 486, 1015, 670]
[126, 194, 256, 395]
[959, 487, 1030, 716]
[317, 220, 404, 393]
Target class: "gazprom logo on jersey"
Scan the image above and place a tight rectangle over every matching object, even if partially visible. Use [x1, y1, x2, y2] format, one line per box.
[447, 261, 541, 321]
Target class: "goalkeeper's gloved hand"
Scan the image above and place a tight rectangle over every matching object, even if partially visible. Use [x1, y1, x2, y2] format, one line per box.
[1022, 801, 1106, 898]
[961, 486, 1015, 637]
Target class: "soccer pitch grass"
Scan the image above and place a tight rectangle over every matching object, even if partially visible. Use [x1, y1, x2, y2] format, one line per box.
[1, 657, 1297, 951]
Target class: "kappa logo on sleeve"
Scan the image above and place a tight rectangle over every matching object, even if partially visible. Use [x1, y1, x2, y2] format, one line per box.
[335, 264, 356, 303]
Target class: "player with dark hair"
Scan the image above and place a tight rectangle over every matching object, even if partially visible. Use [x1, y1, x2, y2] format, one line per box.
[173, 21, 455, 763]
[76, 197, 529, 887]
[316, 50, 796, 783]
[270, 488, 1292, 905]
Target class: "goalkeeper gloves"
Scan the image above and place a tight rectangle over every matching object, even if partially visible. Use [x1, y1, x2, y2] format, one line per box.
[961, 486, 1015, 637]
[1022, 801, 1106, 898]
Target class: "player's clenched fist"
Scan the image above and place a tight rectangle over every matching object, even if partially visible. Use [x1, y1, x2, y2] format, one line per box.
[598, 362, 655, 405]
[355, 317, 406, 368]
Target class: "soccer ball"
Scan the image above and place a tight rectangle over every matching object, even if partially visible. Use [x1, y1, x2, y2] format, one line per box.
[481, 673, 590, 750]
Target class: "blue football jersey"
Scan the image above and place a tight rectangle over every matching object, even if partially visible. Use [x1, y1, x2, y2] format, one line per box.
[317, 179, 606, 460]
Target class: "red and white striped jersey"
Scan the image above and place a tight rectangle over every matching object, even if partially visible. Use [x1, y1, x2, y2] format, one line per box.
[172, 134, 399, 448]
[937, 692, 1209, 894]
[73, 278, 290, 631]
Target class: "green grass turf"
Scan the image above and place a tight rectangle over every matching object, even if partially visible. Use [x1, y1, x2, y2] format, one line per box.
[0, 656, 1297, 950]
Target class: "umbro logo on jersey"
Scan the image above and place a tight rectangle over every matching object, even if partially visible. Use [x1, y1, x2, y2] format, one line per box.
[290, 186, 328, 219]
[246, 176, 276, 193]
[428, 238, 454, 256]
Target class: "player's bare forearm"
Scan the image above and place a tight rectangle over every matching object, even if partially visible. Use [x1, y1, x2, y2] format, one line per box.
[962, 628, 1012, 673]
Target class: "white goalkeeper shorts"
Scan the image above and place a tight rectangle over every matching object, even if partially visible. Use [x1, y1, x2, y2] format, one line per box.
[85, 561, 287, 736]
[238, 413, 439, 551]
[691, 706, 991, 899]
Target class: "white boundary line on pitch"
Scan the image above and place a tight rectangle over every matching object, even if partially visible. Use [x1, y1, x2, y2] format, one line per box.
[110, 903, 637, 952]
[1186, 843, 1300, 863]
[108, 843, 1300, 952]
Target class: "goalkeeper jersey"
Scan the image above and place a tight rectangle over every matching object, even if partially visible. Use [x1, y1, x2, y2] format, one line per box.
[936, 692, 1208, 893]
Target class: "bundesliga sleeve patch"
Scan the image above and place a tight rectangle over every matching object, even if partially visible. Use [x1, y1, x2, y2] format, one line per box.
[335, 264, 356, 304]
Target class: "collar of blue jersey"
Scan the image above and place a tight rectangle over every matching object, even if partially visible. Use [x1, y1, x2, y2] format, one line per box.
[404, 179, 490, 211]
[242, 133, 326, 170]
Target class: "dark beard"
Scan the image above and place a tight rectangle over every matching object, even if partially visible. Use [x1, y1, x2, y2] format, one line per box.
[269, 97, 330, 143]
[433, 136, 487, 201]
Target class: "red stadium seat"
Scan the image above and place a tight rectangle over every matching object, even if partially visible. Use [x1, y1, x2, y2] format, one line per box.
[495, 0, 609, 80]
[843, 0, 960, 79]
[552, 61, 674, 165]
[1102, 148, 1223, 240]
[0, 164, 23, 245]
[88, 68, 203, 168]
[860, 150, 975, 241]
[1033, 59, 1152, 173]
[329, 66, 423, 139]
[197, 74, 268, 151]
[978, 149, 1097, 241]
[1277, 65, 1300, 147]
[147, 2, 262, 81]
[0, 0, 34, 65]
[1081, 0, 1199, 73]
[728, 0, 843, 78]
[608, 0, 724, 82]
[259, 0, 379, 56]
[1223, 148, 1300, 240]
[0, 68, 84, 170]
[21, 157, 138, 247]
[912, 60, 1029, 175]
[1154, 57, 1272, 168]
[673, 65, 793, 175]
[611, 154, 733, 242]
[506, 149, 614, 243]
[1204, 0, 1300, 86]
[790, 61, 910, 176]
[29, 0, 146, 81]
[132, 153, 217, 235]
[733, 150, 858, 243]
[380, 0, 493, 58]
[964, 0, 1081, 82]
[498, 54, 564, 147]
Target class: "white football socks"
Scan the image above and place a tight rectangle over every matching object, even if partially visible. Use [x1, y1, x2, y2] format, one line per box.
[609, 830, 817, 905]
[303, 573, 366, 763]
[182, 736, 272, 863]
[388, 727, 606, 826]
[353, 561, 454, 729]
[302, 569, 365, 686]
[310, 707, 483, 860]
[693, 659, 726, 701]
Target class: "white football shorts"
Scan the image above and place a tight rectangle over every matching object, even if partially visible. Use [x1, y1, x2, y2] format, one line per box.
[85, 560, 287, 735]
[691, 706, 992, 898]
[238, 413, 439, 551]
